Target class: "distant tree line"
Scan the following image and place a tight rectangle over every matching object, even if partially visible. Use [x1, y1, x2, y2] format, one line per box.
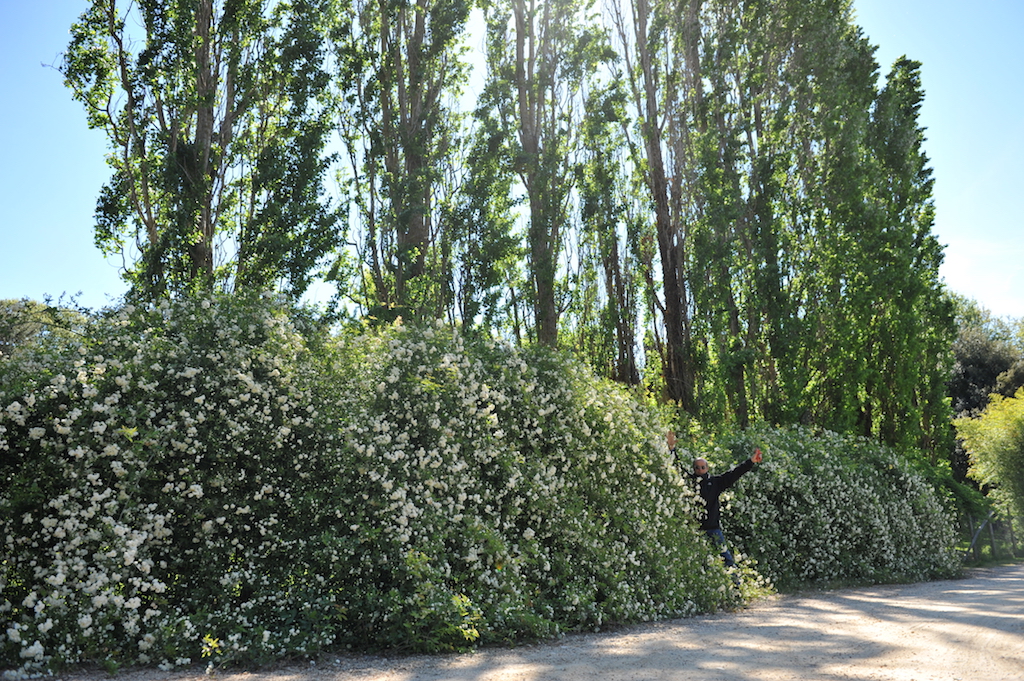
[60, 0, 952, 450]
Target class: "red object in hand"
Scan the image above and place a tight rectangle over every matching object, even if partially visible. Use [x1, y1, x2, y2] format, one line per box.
[752, 448, 763, 464]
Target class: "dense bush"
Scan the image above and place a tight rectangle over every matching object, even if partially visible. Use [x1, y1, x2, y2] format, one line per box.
[956, 388, 1024, 522]
[678, 427, 962, 591]
[0, 295, 964, 676]
[1, 295, 738, 676]
[1, 296, 351, 674]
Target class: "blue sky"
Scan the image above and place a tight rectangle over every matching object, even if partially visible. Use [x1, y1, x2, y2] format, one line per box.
[1, 0, 1021, 318]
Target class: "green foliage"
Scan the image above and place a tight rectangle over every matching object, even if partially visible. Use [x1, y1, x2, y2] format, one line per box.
[481, 0, 612, 346]
[1, 295, 738, 675]
[0, 300, 88, 358]
[442, 101, 522, 331]
[562, 80, 643, 386]
[57, 0, 958, 457]
[678, 425, 962, 591]
[948, 297, 1024, 482]
[956, 390, 1024, 522]
[60, 0, 341, 300]
[950, 298, 1024, 417]
[333, 0, 472, 318]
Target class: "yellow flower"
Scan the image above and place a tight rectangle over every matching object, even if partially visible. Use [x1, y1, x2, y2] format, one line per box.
[201, 634, 223, 658]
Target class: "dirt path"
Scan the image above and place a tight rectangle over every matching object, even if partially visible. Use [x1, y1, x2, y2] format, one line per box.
[66, 563, 1024, 681]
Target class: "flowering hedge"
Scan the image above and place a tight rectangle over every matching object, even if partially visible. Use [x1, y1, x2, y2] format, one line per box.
[1, 295, 738, 676]
[680, 427, 962, 591]
[1, 296, 351, 675]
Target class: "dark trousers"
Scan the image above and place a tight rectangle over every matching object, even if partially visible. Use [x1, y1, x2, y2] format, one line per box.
[706, 528, 735, 567]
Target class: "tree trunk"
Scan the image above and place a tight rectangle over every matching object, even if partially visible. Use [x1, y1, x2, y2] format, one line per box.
[634, 0, 697, 409]
[514, 0, 559, 347]
[192, 0, 216, 281]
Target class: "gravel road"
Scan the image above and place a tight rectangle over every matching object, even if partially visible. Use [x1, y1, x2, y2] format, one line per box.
[60, 562, 1024, 681]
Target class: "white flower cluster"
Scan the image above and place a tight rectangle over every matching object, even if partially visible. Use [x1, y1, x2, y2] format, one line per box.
[327, 322, 726, 650]
[1, 296, 343, 675]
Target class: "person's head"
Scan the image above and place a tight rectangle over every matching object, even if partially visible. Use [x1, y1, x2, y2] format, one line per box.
[693, 457, 709, 475]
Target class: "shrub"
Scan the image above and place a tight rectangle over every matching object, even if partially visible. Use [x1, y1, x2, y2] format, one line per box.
[682, 426, 962, 591]
[1, 294, 349, 675]
[0, 293, 963, 676]
[318, 320, 739, 649]
[1, 295, 738, 676]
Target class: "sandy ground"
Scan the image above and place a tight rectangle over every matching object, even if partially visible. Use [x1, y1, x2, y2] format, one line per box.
[58, 563, 1024, 681]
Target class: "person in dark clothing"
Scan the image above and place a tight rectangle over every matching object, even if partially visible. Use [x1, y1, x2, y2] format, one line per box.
[667, 431, 762, 567]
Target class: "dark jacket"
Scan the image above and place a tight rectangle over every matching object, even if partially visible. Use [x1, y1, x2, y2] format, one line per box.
[693, 458, 754, 532]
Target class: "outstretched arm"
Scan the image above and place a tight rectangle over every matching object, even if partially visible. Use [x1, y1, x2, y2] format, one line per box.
[716, 448, 761, 489]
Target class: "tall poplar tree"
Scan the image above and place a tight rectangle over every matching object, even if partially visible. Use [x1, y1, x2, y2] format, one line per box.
[607, 0, 704, 410]
[61, 0, 341, 300]
[857, 56, 953, 449]
[687, 0, 877, 427]
[334, 0, 471, 319]
[566, 82, 642, 384]
[481, 0, 611, 346]
[447, 68, 523, 333]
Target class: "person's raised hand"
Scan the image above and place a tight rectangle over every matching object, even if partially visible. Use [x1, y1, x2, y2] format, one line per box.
[752, 447, 763, 464]
[667, 431, 677, 451]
